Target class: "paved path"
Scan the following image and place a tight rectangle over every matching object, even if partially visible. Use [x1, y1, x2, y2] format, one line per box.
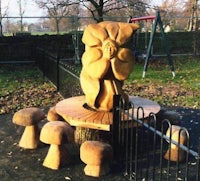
[166, 106, 200, 151]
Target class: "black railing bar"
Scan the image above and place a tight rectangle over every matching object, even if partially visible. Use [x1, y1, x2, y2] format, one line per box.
[149, 113, 157, 181]
[36, 47, 59, 59]
[124, 112, 199, 158]
[196, 146, 200, 180]
[129, 109, 134, 179]
[120, 106, 129, 175]
[178, 127, 190, 180]
[0, 60, 35, 64]
[45, 52, 58, 60]
[163, 120, 172, 181]
[125, 109, 129, 174]
[58, 64, 80, 80]
[145, 119, 151, 180]
[36, 48, 80, 78]
[64, 64, 81, 74]
[136, 107, 145, 180]
[36, 47, 44, 51]
[60, 58, 73, 62]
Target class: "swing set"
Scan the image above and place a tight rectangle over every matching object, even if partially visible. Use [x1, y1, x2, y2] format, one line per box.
[129, 11, 175, 78]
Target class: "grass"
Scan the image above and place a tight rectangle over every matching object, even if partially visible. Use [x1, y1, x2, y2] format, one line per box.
[0, 65, 63, 114]
[0, 66, 42, 96]
[124, 57, 200, 108]
[128, 58, 199, 90]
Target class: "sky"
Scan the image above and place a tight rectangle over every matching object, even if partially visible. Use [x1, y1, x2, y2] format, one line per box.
[2, 0, 44, 23]
[2, 0, 162, 23]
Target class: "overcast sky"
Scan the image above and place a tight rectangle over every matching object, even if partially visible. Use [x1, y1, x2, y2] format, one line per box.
[2, 0, 44, 17]
[2, 0, 162, 23]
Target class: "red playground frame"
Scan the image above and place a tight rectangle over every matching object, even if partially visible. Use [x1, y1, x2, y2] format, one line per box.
[129, 16, 156, 23]
[129, 12, 175, 78]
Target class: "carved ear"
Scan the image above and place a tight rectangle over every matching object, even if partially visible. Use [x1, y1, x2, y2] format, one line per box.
[81, 48, 110, 80]
[104, 22, 120, 41]
[81, 47, 102, 66]
[82, 24, 108, 47]
[116, 23, 139, 46]
[111, 48, 134, 81]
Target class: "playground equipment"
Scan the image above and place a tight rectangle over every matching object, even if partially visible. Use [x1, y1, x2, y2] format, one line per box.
[130, 11, 176, 78]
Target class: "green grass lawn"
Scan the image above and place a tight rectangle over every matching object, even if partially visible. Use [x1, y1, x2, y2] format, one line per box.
[124, 57, 200, 108]
[128, 57, 200, 91]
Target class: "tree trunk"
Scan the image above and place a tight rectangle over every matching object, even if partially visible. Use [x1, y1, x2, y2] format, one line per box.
[188, 0, 198, 31]
[0, 20, 3, 36]
[74, 127, 111, 145]
[20, 16, 23, 32]
[55, 18, 60, 34]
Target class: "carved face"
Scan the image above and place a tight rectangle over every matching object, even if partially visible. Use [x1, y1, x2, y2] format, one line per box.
[102, 39, 118, 59]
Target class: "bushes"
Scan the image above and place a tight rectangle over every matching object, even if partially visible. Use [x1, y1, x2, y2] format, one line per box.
[0, 32, 199, 63]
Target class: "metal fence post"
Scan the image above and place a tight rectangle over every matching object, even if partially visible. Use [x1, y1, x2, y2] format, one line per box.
[112, 95, 121, 161]
[56, 50, 60, 92]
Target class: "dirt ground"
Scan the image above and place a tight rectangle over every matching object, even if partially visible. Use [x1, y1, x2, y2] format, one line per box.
[0, 106, 199, 181]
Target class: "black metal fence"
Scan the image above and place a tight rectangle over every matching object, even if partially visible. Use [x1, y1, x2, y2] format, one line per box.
[35, 47, 82, 98]
[112, 95, 200, 181]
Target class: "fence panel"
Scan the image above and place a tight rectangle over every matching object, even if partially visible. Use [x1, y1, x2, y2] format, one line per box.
[35, 47, 82, 98]
[112, 96, 200, 180]
[58, 64, 82, 98]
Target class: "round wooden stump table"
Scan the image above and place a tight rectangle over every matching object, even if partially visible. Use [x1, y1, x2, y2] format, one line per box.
[55, 95, 160, 131]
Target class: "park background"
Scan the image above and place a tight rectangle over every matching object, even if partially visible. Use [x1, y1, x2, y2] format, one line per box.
[0, 1, 200, 180]
[0, 0, 200, 112]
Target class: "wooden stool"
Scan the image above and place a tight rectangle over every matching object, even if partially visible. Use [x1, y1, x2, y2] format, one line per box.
[12, 107, 45, 149]
[80, 141, 113, 177]
[47, 106, 64, 122]
[164, 125, 187, 162]
[40, 121, 74, 170]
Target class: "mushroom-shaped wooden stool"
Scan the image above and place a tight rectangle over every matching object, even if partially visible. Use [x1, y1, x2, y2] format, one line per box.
[80, 141, 113, 177]
[40, 121, 74, 170]
[47, 106, 64, 122]
[164, 125, 187, 162]
[12, 107, 45, 149]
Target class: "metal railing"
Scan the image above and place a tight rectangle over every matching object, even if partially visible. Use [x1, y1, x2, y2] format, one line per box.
[35, 47, 82, 98]
[112, 95, 200, 180]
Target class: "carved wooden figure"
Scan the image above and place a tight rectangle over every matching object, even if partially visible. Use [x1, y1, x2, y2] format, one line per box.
[80, 21, 139, 111]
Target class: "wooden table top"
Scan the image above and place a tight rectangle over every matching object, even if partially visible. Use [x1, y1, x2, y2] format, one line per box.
[55, 96, 160, 131]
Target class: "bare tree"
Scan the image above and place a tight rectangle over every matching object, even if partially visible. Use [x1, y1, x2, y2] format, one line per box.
[186, 0, 199, 31]
[35, 0, 78, 34]
[80, 0, 110, 22]
[117, 0, 149, 17]
[78, 0, 148, 22]
[17, 0, 27, 32]
[0, 0, 9, 36]
[159, 0, 199, 31]
[158, 0, 186, 30]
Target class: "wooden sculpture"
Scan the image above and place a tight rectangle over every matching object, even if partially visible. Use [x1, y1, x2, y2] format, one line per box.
[80, 21, 139, 111]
